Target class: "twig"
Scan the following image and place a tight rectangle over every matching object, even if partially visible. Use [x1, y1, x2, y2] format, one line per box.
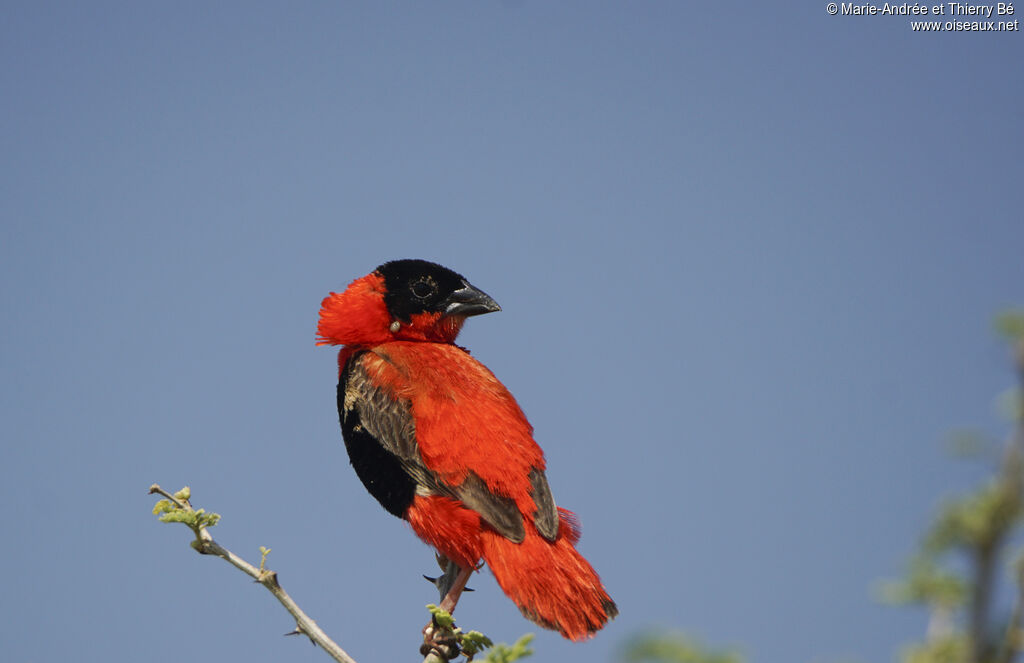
[420, 558, 479, 662]
[969, 542, 997, 663]
[995, 557, 1024, 663]
[993, 335, 1024, 663]
[998, 343, 1024, 663]
[149, 484, 358, 663]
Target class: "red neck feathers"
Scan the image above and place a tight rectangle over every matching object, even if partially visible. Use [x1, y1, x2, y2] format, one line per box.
[316, 272, 465, 347]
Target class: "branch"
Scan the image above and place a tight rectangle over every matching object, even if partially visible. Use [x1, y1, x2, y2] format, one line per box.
[969, 543, 998, 662]
[420, 604, 501, 663]
[151, 483, 524, 663]
[995, 555, 1024, 663]
[996, 338, 1024, 663]
[419, 558, 476, 662]
[149, 483, 358, 663]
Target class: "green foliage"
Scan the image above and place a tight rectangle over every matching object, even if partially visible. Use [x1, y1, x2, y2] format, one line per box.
[618, 311, 1023, 663]
[152, 499, 174, 515]
[423, 605, 528, 662]
[880, 453, 1022, 663]
[620, 630, 743, 663]
[900, 636, 968, 663]
[878, 310, 1024, 663]
[157, 506, 221, 529]
[924, 478, 1022, 553]
[151, 486, 221, 532]
[482, 634, 534, 663]
[995, 311, 1024, 342]
[426, 604, 456, 629]
[460, 631, 494, 660]
[876, 555, 966, 609]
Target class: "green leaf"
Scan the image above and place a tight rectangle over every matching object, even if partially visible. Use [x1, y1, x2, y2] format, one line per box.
[154, 504, 220, 530]
[924, 479, 1023, 553]
[995, 311, 1024, 341]
[426, 604, 455, 628]
[875, 555, 966, 609]
[484, 634, 534, 663]
[900, 634, 968, 663]
[173, 486, 191, 501]
[152, 499, 174, 516]
[158, 510, 196, 525]
[621, 630, 742, 663]
[460, 630, 494, 658]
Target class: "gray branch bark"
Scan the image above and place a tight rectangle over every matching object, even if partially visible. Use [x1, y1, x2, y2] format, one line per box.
[149, 484, 358, 663]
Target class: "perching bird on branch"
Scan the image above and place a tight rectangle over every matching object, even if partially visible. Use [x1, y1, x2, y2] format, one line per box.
[317, 259, 617, 640]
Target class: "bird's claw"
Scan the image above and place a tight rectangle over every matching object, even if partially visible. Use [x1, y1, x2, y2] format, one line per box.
[421, 617, 460, 660]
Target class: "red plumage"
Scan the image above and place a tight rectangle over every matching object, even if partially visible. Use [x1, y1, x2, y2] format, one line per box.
[317, 261, 616, 640]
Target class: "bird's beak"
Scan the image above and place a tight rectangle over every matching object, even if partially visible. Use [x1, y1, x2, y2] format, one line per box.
[442, 281, 501, 317]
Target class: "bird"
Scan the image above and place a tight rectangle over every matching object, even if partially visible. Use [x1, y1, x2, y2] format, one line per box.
[316, 259, 617, 641]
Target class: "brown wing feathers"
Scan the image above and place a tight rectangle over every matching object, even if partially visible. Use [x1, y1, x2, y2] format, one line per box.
[343, 352, 555, 543]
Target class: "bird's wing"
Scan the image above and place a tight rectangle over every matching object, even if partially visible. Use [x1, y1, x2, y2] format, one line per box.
[341, 350, 530, 543]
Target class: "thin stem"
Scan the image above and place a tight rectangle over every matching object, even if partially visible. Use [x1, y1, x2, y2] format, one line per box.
[149, 483, 188, 509]
[995, 560, 1024, 663]
[149, 484, 358, 663]
[970, 543, 997, 663]
[992, 341, 1024, 663]
[439, 566, 474, 614]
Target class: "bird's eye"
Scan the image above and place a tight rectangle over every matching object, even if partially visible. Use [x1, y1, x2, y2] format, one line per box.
[410, 277, 437, 300]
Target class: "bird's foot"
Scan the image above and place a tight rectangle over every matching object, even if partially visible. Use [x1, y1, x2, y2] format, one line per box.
[420, 615, 460, 661]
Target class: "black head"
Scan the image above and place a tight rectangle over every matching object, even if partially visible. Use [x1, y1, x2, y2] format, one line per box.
[376, 259, 501, 322]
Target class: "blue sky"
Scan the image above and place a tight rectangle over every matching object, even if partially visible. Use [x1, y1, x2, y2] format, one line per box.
[1, 3, 1021, 663]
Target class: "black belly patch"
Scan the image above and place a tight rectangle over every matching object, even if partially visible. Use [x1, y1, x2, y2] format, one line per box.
[338, 355, 417, 518]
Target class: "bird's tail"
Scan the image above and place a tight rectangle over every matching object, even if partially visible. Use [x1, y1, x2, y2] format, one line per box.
[481, 508, 617, 641]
